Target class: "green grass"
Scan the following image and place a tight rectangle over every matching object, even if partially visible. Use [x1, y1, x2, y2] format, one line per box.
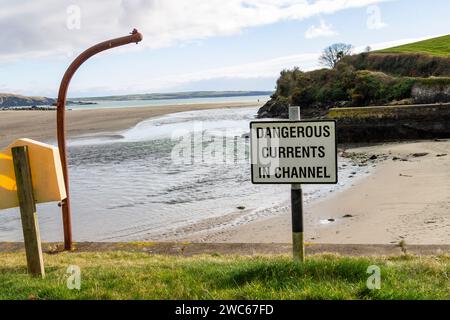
[378, 35, 450, 56]
[0, 252, 449, 300]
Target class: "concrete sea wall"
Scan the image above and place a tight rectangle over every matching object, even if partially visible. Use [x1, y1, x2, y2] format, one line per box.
[328, 103, 450, 143]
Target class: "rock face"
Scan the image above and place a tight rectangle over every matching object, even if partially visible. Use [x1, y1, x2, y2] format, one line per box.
[257, 99, 329, 119]
[412, 83, 450, 104]
[257, 99, 289, 119]
[0, 94, 55, 108]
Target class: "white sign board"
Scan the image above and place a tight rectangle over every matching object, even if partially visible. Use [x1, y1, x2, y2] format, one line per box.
[250, 120, 338, 184]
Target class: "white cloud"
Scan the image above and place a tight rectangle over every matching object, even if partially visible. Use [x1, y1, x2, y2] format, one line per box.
[154, 53, 320, 85]
[305, 19, 338, 39]
[142, 34, 443, 92]
[0, 0, 392, 61]
[3, 33, 442, 97]
[63, 52, 321, 94]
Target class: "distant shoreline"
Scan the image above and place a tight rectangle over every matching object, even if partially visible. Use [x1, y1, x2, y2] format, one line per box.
[72, 91, 273, 102]
[0, 91, 272, 109]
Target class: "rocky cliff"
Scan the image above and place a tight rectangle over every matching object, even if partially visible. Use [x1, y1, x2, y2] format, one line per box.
[411, 82, 450, 104]
[0, 94, 55, 108]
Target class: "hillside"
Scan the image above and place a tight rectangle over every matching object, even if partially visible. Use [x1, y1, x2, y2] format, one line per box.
[342, 35, 450, 78]
[378, 35, 450, 56]
[258, 37, 450, 119]
[0, 93, 55, 108]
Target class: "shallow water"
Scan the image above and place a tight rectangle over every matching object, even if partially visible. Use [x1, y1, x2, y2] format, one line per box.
[0, 107, 367, 242]
[69, 95, 269, 110]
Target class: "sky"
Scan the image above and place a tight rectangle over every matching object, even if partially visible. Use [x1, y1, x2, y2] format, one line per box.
[0, 0, 449, 98]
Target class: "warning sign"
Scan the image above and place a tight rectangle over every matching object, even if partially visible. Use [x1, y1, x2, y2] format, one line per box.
[250, 120, 338, 184]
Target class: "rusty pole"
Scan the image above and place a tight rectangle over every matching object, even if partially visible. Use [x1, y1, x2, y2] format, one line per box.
[56, 29, 143, 250]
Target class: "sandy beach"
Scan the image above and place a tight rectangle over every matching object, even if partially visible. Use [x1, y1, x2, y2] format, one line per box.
[187, 140, 450, 245]
[0, 102, 259, 149]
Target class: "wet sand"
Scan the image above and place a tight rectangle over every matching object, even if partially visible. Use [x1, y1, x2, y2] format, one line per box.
[0, 102, 260, 149]
[192, 140, 450, 245]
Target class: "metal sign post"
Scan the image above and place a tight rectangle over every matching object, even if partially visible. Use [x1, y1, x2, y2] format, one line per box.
[250, 106, 338, 262]
[289, 106, 304, 262]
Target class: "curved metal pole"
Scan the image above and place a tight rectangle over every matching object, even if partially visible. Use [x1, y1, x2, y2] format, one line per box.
[56, 29, 143, 250]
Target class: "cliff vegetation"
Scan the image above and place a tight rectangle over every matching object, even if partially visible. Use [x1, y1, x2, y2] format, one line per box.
[258, 35, 450, 119]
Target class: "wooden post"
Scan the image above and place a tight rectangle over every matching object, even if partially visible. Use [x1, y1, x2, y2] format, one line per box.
[289, 106, 305, 262]
[12, 146, 45, 278]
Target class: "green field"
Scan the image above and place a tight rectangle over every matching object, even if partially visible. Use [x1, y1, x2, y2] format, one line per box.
[0, 252, 449, 300]
[378, 34, 450, 56]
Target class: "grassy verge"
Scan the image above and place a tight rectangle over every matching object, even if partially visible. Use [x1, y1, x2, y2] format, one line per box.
[0, 252, 449, 300]
[377, 35, 450, 56]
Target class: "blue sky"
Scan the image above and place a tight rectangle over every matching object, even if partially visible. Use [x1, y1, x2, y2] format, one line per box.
[0, 0, 448, 98]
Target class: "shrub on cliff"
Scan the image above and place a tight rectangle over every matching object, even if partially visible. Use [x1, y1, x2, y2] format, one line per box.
[272, 63, 356, 109]
[257, 65, 445, 118]
[350, 71, 415, 105]
[341, 53, 450, 77]
[259, 64, 421, 117]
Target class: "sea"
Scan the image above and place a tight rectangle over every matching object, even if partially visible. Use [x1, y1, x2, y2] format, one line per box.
[0, 96, 369, 242]
[68, 95, 270, 110]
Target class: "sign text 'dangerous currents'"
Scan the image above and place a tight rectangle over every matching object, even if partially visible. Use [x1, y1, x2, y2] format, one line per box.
[250, 120, 338, 184]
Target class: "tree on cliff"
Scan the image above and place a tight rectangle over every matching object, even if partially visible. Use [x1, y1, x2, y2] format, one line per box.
[319, 43, 353, 68]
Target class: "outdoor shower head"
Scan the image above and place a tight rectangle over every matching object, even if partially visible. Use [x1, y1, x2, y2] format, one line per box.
[56, 29, 144, 250]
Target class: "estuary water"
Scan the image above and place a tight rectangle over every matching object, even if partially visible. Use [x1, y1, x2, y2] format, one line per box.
[68, 95, 269, 110]
[0, 106, 366, 242]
